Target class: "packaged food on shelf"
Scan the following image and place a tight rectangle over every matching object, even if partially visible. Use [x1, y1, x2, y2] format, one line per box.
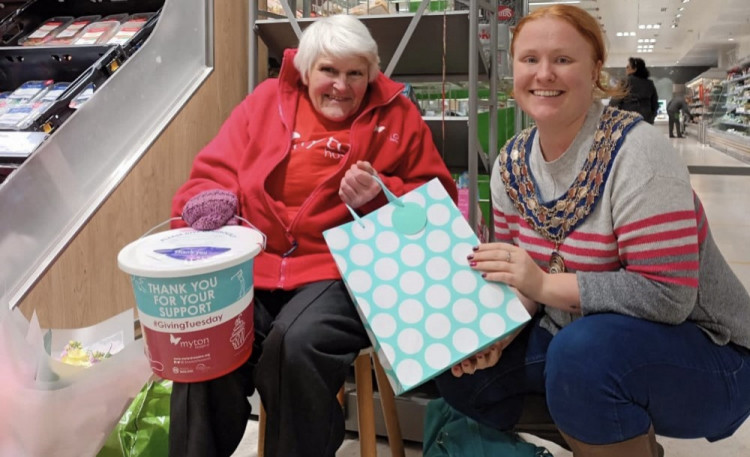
[18, 16, 74, 46]
[46, 15, 101, 45]
[0, 80, 70, 130]
[348, 0, 395, 15]
[73, 19, 121, 45]
[14, 82, 70, 130]
[107, 12, 156, 46]
[266, 0, 304, 17]
[314, 0, 396, 16]
[5, 80, 54, 104]
[407, 0, 454, 12]
[0, 104, 35, 130]
[0, 92, 11, 116]
[69, 83, 95, 109]
[102, 13, 130, 23]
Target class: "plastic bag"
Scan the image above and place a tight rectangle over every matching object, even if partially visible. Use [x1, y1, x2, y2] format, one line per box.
[0, 306, 152, 457]
[97, 378, 172, 457]
[423, 398, 552, 457]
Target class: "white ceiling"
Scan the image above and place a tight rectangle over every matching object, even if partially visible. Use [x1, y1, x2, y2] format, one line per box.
[529, 0, 750, 68]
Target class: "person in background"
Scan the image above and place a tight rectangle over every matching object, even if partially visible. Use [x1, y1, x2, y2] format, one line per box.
[609, 56, 659, 124]
[436, 4, 750, 457]
[667, 92, 693, 138]
[168, 14, 457, 457]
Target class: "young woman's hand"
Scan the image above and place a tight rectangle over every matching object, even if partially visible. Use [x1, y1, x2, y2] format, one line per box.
[339, 161, 382, 208]
[468, 242, 545, 304]
[468, 242, 581, 314]
[450, 328, 522, 377]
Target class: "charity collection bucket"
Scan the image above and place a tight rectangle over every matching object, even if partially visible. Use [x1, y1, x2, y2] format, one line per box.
[118, 222, 265, 382]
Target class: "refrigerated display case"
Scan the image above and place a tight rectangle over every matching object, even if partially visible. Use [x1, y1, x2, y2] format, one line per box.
[707, 59, 750, 158]
[2, 0, 249, 331]
[0, 0, 162, 178]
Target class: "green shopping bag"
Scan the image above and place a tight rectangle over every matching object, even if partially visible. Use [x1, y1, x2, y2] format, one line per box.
[424, 398, 552, 457]
[97, 378, 172, 457]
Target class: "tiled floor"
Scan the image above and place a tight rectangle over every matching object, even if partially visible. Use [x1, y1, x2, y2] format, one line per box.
[232, 123, 750, 456]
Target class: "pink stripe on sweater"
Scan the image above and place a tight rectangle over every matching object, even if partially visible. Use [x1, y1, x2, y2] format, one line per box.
[618, 227, 697, 249]
[616, 210, 696, 235]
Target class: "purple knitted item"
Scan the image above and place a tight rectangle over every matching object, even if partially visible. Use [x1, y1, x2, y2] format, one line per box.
[181, 189, 239, 231]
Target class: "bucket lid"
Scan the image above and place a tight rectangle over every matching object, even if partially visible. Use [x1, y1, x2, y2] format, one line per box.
[118, 225, 264, 278]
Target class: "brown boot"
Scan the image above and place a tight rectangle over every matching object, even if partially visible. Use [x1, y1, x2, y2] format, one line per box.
[560, 425, 661, 457]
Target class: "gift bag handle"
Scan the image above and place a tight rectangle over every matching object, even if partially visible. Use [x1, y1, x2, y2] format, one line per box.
[345, 175, 427, 236]
[344, 174, 403, 224]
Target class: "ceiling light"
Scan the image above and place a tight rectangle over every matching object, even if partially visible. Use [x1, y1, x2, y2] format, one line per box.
[729, 37, 735, 41]
[682, 0, 690, 3]
[679, 7, 685, 11]
[528, 1, 581, 5]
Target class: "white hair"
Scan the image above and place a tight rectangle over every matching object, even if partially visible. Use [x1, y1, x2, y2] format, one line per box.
[293, 14, 380, 85]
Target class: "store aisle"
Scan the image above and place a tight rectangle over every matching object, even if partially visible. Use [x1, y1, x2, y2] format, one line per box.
[231, 128, 750, 457]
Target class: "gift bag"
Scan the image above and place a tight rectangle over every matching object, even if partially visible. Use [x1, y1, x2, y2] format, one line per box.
[323, 177, 530, 395]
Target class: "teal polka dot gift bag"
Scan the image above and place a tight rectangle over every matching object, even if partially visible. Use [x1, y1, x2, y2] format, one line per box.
[323, 177, 530, 395]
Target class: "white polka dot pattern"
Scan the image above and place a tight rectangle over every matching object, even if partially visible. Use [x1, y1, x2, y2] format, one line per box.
[323, 178, 530, 394]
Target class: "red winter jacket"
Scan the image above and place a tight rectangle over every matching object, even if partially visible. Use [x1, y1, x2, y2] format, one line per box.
[172, 49, 457, 290]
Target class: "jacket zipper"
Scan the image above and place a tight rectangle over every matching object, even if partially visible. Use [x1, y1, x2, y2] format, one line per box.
[288, 88, 401, 231]
[274, 82, 401, 288]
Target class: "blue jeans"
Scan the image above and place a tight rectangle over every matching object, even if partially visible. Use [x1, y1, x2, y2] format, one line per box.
[435, 313, 750, 444]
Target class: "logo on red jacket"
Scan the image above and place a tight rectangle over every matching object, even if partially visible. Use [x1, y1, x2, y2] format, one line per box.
[497, 6, 514, 20]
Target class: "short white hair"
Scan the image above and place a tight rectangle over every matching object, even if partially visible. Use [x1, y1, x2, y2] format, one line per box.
[293, 14, 380, 85]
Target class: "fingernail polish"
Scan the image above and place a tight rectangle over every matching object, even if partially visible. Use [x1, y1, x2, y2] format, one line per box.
[469, 261, 477, 267]
[472, 246, 479, 251]
[481, 273, 487, 278]
[467, 254, 474, 260]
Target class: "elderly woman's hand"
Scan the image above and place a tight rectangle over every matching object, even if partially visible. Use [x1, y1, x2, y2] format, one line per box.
[339, 161, 382, 209]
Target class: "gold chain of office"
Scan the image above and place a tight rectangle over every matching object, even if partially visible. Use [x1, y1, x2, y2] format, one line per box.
[498, 107, 641, 271]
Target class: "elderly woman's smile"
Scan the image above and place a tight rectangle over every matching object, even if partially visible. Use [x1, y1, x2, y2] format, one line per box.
[308, 55, 369, 122]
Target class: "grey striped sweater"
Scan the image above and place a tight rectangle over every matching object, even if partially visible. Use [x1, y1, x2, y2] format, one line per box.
[491, 102, 750, 349]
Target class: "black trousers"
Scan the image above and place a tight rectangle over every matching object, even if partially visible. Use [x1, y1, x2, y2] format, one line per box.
[668, 112, 681, 137]
[168, 280, 370, 457]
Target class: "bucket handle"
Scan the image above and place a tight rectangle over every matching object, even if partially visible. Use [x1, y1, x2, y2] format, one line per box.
[141, 216, 267, 250]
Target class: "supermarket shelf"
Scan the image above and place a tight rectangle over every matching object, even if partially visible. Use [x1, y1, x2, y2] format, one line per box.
[255, 11, 484, 78]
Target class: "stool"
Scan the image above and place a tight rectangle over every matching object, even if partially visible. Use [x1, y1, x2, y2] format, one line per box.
[257, 348, 405, 457]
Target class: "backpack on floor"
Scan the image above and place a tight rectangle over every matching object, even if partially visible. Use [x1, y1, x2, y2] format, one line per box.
[423, 398, 552, 457]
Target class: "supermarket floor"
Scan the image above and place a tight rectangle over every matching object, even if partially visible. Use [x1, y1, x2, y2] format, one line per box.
[231, 123, 750, 456]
